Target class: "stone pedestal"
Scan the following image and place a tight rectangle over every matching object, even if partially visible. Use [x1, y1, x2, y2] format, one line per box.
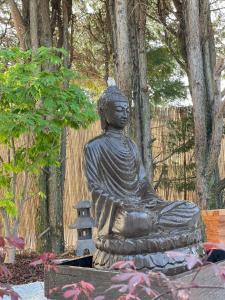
[94, 227, 202, 274]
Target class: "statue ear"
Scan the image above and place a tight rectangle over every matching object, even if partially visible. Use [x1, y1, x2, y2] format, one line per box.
[99, 108, 107, 131]
[100, 116, 107, 131]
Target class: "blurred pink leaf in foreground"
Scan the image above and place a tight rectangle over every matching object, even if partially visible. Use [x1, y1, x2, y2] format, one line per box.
[203, 242, 225, 252]
[5, 237, 25, 250]
[166, 251, 202, 270]
[110, 261, 136, 270]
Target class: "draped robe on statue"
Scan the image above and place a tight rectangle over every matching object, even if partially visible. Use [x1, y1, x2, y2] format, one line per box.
[85, 129, 200, 239]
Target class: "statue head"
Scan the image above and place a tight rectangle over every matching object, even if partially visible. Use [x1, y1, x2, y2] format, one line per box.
[98, 86, 130, 130]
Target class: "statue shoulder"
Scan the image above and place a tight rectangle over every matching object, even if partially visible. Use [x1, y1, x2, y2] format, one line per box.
[84, 134, 106, 152]
[127, 137, 139, 151]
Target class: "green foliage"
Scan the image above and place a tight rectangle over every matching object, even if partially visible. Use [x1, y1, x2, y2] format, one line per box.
[0, 193, 17, 217]
[147, 47, 186, 105]
[0, 47, 97, 218]
[71, 0, 111, 97]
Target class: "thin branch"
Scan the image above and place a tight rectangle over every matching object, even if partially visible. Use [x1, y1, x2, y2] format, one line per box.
[0, 208, 11, 236]
[219, 98, 225, 117]
[0, 155, 4, 164]
[215, 57, 225, 76]
[7, 148, 10, 164]
[152, 285, 225, 300]
[154, 164, 167, 190]
[216, 177, 225, 194]
[153, 175, 196, 183]
[164, 29, 186, 70]
[21, 171, 29, 203]
[153, 151, 163, 162]
[153, 150, 177, 165]
[221, 87, 225, 99]
[13, 170, 29, 236]
[11, 137, 17, 203]
[146, 11, 177, 37]
[153, 139, 193, 165]
[38, 226, 50, 239]
[210, 7, 225, 11]
[23, 191, 40, 203]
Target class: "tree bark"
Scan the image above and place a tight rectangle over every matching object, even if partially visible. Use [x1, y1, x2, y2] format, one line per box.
[113, 0, 132, 98]
[29, 0, 38, 51]
[36, 169, 51, 251]
[108, 0, 153, 180]
[39, 0, 52, 47]
[128, 0, 152, 180]
[7, 0, 27, 49]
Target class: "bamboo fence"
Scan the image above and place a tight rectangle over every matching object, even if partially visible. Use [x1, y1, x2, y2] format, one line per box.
[1, 107, 225, 250]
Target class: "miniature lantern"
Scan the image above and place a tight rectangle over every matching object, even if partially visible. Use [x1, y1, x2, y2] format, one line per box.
[70, 200, 96, 256]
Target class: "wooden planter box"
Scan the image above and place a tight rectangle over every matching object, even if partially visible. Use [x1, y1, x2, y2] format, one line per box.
[44, 256, 225, 300]
[44, 256, 121, 300]
[44, 256, 173, 300]
[202, 209, 225, 243]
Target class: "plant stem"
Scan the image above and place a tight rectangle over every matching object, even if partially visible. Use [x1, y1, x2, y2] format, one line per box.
[152, 285, 225, 300]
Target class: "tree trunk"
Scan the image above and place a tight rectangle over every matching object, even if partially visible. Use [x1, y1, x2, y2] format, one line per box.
[36, 169, 51, 251]
[4, 245, 16, 264]
[7, 0, 27, 49]
[29, 0, 38, 51]
[108, 0, 153, 179]
[38, 0, 65, 253]
[128, 0, 152, 180]
[183, 0, 224, 208]
[157, 0, 225, 207]
[114, 0, 132, 96]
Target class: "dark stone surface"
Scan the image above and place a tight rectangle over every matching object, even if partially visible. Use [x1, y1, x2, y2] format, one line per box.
[84, 86, 202, 272]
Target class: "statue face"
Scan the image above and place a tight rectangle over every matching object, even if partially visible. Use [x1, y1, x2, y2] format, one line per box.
[105, 101, 130, 129]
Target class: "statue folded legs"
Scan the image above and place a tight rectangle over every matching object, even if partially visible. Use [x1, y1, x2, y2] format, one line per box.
[84, 86, 202, 275]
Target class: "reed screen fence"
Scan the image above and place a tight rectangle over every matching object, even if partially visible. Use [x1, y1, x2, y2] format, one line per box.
[1, 107, 224, 249]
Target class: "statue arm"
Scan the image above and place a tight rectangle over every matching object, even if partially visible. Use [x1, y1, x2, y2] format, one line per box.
[84, 143, 124, 235]
[84, 144, 121, 206]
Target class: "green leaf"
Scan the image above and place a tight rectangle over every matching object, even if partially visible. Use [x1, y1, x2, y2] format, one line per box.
[38, 191, 46, 200]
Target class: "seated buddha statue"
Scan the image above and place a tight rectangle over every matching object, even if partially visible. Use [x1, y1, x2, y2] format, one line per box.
[84, 85, 202, 274]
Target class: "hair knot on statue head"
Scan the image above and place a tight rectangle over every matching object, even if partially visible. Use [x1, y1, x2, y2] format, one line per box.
[98, 85, 129, 131]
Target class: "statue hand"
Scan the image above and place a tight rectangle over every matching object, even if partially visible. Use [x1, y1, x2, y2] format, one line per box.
[113, 199, 135, 211]
[123, 200, 143, 212]
[113, 199, 128, 208]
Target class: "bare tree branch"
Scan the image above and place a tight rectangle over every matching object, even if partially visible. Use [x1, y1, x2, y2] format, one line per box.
[216, 178, 225, 194]
[153, 139, 193, 165]
[154, 164, 167, 190]
[210, 7, 225, 11]
[215, 57, 225, 76]
[221, 87, 225, 99]
[11, 138, 17, 204]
